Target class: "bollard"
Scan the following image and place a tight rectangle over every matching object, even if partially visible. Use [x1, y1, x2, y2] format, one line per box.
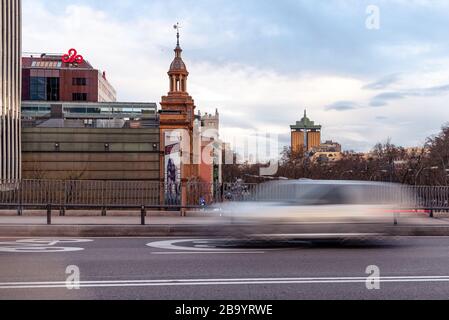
[430, 209, 434, 218]
[47, 204, 52, 225]
[59, 206, 65, 217]
[102, 207, 107, 217]
[141, 205, 146, 225]
[393, 213, 398, 226]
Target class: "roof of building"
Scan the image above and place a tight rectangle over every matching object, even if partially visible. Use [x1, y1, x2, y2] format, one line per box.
[291, 110, 322, 130]
[169, 53, 187, 72]
[22, 54, 94, 70]
[168, 25, 188, 74]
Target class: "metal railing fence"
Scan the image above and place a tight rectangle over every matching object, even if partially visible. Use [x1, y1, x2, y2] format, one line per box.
[1, 179, 449, 213]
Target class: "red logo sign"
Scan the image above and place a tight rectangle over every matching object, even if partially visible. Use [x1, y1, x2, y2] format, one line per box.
[62, 48, 84, 64]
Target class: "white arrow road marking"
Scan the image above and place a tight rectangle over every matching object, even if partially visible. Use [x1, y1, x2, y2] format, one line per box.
[146, 239, 272, 252]
[151, 251, 265, 255]
[146, 239, 239, 252]
[2, 276, 449, 289]
[16, 239, 93, 244]
[0, 239, 93, 253]
[0, 246, 85, 253]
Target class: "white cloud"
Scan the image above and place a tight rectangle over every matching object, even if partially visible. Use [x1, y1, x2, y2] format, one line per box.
[22, 0, 449, 153]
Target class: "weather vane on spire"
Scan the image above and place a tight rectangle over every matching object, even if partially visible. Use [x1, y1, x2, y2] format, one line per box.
[173, 22, 182, 46]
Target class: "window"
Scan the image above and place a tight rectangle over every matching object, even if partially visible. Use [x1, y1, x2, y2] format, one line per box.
[31, 61, 62, 68]
[72, 78, 87, 86]
[72, 93, 88, 101]
[30, 77, 59, 101]
[30, 77, 46, 100]
[47, 77, 60, 101]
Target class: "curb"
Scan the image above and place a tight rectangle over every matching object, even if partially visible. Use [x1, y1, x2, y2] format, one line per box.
[1, 224, 449, 237]
[0, 225, 224, 237]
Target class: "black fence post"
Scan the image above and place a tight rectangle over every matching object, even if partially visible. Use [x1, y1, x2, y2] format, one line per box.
[17, 180, 22, 216]
[60, 180, 65, 216]
[101, 181, 106, 216]
[141, 205, 146, 225]
[47, 204, 52, 225]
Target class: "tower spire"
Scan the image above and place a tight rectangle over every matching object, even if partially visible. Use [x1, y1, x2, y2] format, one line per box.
[174, 22, 181, 47]
[168, 23, 189, 94]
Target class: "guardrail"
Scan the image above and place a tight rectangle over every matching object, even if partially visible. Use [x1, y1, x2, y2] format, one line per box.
[1, 179, 449, 220]
[0, 180, 258, 216]
[1, 180, 261, 204]
[12, 203, 205, 225]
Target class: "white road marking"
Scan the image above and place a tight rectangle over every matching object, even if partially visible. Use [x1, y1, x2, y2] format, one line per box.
[146, 239, 267, 252]
[0, 237, 189, 240]
[0, 246, 85, 253]
[2, 276, 449, 289]
[16, 239, 93, 244]
[251, 233, 382, 238]
[151, 251, 265, 255]
[0, 238, 93, 253]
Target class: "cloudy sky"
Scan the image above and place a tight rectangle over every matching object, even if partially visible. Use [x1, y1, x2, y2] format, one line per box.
[23, 0, 449, 152]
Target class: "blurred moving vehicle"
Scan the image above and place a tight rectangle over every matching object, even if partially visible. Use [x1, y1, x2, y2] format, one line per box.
[217, 180, 424, 240]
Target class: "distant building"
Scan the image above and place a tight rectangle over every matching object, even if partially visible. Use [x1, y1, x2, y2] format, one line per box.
[21, 102, 159, 181]
[290, 111, 344, 161]
[20, 27, 221, 192]
[1, 0, 22, 181]
[311, 152, 343, 164]
[405, 147, 425, 155]
[194, 109, 222, 185]
[290, 110, 322, 153]
[22, 52, 116, 103]
[19, 49, 163, 181]
[313, 140, 342, 153]
[200, 109, 219, 133]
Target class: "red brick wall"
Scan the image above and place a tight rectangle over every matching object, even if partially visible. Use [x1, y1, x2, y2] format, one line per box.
[60, 69, 99, 102]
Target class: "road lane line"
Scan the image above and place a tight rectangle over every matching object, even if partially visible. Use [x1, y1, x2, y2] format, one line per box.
[4, 276, 449, 289]
[5, 275, 449, 285]
[5, 279, 449, 289]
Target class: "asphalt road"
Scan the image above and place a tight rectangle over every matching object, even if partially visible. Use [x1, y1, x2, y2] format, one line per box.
[1, 236, 449, 300]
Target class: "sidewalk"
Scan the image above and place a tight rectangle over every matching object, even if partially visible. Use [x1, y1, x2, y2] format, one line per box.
[0, 209, 205, 217]
[2, 210, 449, 237]
[0, 215, 226, 225]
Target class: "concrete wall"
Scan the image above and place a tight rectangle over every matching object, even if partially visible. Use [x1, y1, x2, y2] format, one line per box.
[22, 127, 160, 181]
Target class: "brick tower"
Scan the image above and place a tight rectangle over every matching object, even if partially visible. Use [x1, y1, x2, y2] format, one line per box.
[159, 24, 198, 210]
